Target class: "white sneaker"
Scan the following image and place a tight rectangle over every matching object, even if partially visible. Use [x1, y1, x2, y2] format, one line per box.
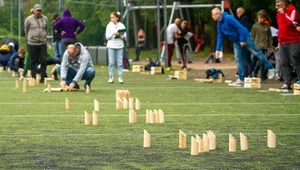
[275, 73, 280, 80]
[118, 77, 124, 84]
[268, 69, 276, 80]
[233, 78, 244, 84]
[108, 77, 113, 83]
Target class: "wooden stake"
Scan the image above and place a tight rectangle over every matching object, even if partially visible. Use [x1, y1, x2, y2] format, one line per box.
[196, 134, 204, 153]
[191, 136, 199, 156]
[149, 110, 155, 124]
[158, 109, 164, 123]
[143, 129, 150, 148]
[154, 109, 159, 123]
[208, 130, 216, 150]
[47, 84, 51, 92]
[94, 99, 99, 112]
[65, 98, 70, 110]
[92, 111, 98, 125]
[135, 98, 140, 110]
[129, 109, 135, 123]
[15, 80, 19, 88]
[146, 109, 150, 123]
[23, 79, 27, 93]
[203, 133, 210, 152]
[116, 97, 123, 109]
[179, 130, 186, 148]
[129, 98, 134, 109]
[86, 85, 90, 93]
[85, 111, 91, 125]
[123, 97, 128, 109]
[240, 132, 248, 151]
[267, 129, 276, 148]
[229, 134, 236, 152]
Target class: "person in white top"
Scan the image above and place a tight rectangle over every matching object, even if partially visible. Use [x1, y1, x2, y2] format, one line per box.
[105, 11, 127, 84]
[166, 18, 181, 67]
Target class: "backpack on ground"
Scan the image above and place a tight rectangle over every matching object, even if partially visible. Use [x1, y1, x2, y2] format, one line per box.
[206, 68, 224, 79]
[0, 44, 11, 54]
[145, 58, 164, 74]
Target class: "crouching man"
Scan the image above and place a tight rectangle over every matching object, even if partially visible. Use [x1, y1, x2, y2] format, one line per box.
[56, 43, 95, 91]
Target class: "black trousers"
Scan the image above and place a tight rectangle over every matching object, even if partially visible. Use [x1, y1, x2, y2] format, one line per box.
[27, 43, 47, 79]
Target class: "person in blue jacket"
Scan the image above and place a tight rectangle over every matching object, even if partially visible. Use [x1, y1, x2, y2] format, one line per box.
[211, 8, 275, 84]
[8, 47, 25, 75]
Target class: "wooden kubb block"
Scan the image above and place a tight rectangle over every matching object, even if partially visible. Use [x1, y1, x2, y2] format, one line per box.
[240, 132, 248, 151]
[179, 130, 186, 149]
[229, 134, 236, 152]
[294, 89, 300, 95]
[151, 66, 162, 74]
[191, 136, 198, 156]
[293, 83, 300, 90]
[174, 70, 187, 80]
[132, 65, 144, 72]
[267, 129, 276, 148]
[244, 83, 261, 88]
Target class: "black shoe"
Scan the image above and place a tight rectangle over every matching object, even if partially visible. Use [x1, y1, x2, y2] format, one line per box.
[74, 84, 80, 90]
[178, 61, 182, 64]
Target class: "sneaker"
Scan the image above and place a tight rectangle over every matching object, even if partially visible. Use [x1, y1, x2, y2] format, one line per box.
[108, 77, 113, 83]
[267, 69, 276, 80]
[275, 73, 280, 80]
[118, 77, 124, 84]
[233, 78, 244, 84]
[279, 84, 292, 90]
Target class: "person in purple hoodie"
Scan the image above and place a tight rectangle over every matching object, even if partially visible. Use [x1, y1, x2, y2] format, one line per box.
[54, 9, 85, 55]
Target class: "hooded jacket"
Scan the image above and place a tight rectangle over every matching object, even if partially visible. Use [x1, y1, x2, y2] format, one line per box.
[24, 14, 48, 45]
[54, 9, 85, 40]
[216, 12, 250, 51]
[277, 4, 300, 44]
[105, 21, 127, 49]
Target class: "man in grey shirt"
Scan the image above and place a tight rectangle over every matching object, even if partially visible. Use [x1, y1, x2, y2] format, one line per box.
[24, 4, 48, 83]
[56, 43, 95, 90]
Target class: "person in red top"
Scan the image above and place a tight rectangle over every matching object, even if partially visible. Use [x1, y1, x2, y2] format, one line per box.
[276, 0, 300, 89]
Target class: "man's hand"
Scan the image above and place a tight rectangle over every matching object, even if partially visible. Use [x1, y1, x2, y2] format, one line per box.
[61, 31, 66, 35]
[60, 81, 67, 88]
[297, 26, 300, 32]
[215, 51, 221, 59]
[240, 42, 246, 47]
[278, 8, 284, 14]
[18, 68, 24, 73]
[20, 76, 24, 81]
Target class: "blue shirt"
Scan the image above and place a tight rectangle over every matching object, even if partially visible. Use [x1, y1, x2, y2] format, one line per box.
[216, 12, 250, 51]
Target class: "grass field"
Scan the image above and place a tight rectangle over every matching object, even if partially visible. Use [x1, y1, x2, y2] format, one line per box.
[0, 64, 299, 170]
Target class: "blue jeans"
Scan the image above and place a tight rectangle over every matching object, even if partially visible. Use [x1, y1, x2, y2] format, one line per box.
[244, 36, 274, 70]
[253, 49, 269, 80]
[56, 65, 96, 88]
[54, 41, 62, 59]
[233, 43, 248, 80]
[107, 48, 123, 78]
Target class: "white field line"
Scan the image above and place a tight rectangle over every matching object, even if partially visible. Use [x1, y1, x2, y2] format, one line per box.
[0, 102, 299, 105]
[0, 132, 300, 137]
[1, 113, 300, 118]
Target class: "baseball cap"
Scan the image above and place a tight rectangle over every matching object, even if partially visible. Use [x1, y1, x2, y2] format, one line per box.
[34, 4, 42, 10]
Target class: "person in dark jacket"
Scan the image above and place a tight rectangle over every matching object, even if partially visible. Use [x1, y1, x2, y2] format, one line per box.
[8, 47, 25, 74]
[54, 9, 85, 55]
[176, 20, 190, 69]
[52, 13, 62, 59]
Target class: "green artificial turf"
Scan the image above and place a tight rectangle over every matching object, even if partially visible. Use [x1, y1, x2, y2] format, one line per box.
[0, 65, 299, 169]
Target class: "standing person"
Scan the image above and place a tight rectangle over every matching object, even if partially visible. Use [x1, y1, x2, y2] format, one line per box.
[236, 7, 254, 77]
[54, 9, 85, 54]
[211, 8, 275, 84]
[176, 20, 190, 69]
[166, 18, 181, 68]
[56, 43, 95, 90]
[133, 29, 145, 62]
[251, 10, 273, 82]
[52, 13, 62, 59]
[276, 0, 300, 88]
[24, 4, 48, 83]
[105, 11, 127, 84]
